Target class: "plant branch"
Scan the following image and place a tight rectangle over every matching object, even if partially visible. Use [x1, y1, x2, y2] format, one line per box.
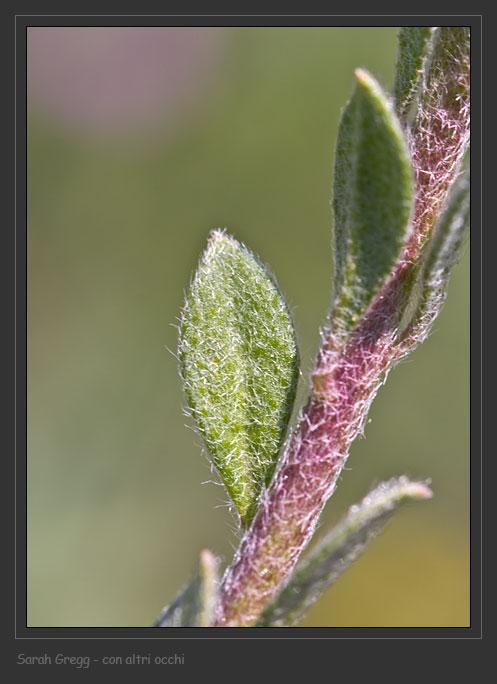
[212, 27, 469, 627]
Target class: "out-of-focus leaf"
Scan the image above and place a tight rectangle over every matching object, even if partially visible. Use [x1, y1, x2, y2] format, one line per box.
[155, 549, 219, 627]
[257, 477, 432, 627]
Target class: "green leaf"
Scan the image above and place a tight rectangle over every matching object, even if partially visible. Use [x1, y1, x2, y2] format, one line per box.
[154, 550, 219, 627]
[403, 157, 470, 339]
[394, 27, 438, 120]
[421, 159, 470, 288]
[331, 69, 414, 336]
[257, 477, 432, 627]
[179, 230, 300, 526]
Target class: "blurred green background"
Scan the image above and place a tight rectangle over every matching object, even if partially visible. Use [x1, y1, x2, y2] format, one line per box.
[27, 26, 469, 627]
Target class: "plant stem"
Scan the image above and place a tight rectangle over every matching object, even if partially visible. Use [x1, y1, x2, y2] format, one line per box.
[212, 27, 470, 628]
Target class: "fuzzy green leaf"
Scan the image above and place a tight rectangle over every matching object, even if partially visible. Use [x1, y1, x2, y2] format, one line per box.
[257, 477, 432, 627]
[394, 26, 438, 120]
[180, 230, 300, 525]
[403, 158, 470, 339]
[421, 160, 470, 288]
[154, 550, 219, 627]
[331, 69, 414, 334]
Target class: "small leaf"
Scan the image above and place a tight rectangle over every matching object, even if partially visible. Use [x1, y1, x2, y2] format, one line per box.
[154, 549, 219, 627]
[394, 27, 438, 120]
[257, 477, 432, 627]
[421, 159, 470, 290]
[401, 157, 470, 341]
[331, 69, 414, 336]
[180, 230, 300, 525]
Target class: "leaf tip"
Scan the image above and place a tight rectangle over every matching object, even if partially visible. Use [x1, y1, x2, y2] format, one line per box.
[353, 67, 369, 84]
[199, 548, 218, 571]
[353, 67, 380, 96]
[393, 475, 433, 502]
[207, 227, 231, 249]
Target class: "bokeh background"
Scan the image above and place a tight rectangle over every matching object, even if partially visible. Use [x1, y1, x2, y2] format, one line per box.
[27, 26, 469, 627]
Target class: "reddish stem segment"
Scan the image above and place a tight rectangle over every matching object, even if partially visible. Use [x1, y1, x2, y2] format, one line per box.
[403, 27, 470, 260]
